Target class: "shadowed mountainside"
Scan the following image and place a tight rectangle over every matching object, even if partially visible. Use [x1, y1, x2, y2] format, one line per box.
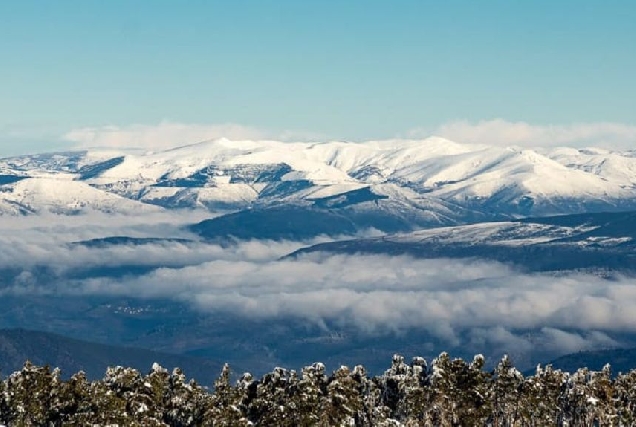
[0, 328, 224, 384]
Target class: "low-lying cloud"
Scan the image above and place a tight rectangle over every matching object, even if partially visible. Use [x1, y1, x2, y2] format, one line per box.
[65, 254, 636, 336]
[2, 213, 633, 362]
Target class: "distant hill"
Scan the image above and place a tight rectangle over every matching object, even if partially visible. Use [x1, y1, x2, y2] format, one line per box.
[288, 210, 636, 273]
[546, 347, 636, 375]
[0, 328, 224, 385]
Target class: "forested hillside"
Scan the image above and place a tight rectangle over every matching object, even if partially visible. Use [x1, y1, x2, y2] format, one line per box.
[1, 353, 634, 426]
[0, 328, 224, 382]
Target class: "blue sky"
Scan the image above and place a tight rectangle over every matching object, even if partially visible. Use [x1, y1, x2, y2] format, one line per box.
[1, 0, 635, 155]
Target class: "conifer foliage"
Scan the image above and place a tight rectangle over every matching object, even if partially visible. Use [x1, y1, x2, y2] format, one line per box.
[1, 353, 635, 426]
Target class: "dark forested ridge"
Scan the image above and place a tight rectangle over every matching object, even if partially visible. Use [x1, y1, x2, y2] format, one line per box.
[1, 353, 635, 426]
[0, 328, 223, 383]
[547, 347, 636, 377]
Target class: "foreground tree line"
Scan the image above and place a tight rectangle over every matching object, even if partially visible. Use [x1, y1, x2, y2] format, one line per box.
[1, 353, 635, 426]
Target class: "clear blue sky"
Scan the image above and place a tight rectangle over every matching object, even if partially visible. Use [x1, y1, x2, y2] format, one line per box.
[1, 0, 635, 155]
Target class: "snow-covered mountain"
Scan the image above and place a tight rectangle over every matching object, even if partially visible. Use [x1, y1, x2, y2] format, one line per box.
[2, 137, 636, 220]
[0, 175, 163, 215]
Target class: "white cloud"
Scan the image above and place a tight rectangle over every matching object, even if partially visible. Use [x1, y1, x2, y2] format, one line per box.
[59, 118, 636, 153]
[408, 119, 636, 149]
[1, 213, 634, 361]
[4, 226, 636, 347]
[63, 121, 324, 151]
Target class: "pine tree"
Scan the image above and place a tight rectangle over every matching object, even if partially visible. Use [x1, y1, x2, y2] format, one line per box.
[206, 363, 249, 427]
[56, 370, 94, 424]
[247, 366, 296, 426]
[322, 366, 362, 425]
[491, 355, 524, 426]
[428, 352, 456, 426]
[561, 366, 612, 426]
[295, 362, 328, 426]
[453, 354, 491, 425]
[519, 364, 566, 426]
[379, 354, 411, 419]
[2, 361, 61, 426]
[163, 367, 210, 427]
[614, 369, 636, 425]
[401, 356, 431, 425]
[585, 364, 616, 426]
[351, 364, 390, 426]
[93, 365, 141, 425]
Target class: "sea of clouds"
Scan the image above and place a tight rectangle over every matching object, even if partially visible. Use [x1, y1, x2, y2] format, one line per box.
[1, 212, 632, 361]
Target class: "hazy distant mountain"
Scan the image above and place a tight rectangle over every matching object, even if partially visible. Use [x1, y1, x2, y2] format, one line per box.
[545, 347, 636, 375]
[0, 328, 224, 384]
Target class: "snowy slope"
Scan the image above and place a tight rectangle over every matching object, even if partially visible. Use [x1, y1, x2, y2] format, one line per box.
[2, 137, 636, 219]
[546, 147, 636, 186]
[0, 175, 163, 215]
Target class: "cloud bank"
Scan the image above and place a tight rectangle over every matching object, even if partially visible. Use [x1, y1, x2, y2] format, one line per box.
[420, 119, 636, 149]
[62, 119, 636, 152]
[1, 212, 633, 360]
[69, 254, 636, 340]
[63, 121, 324, 151]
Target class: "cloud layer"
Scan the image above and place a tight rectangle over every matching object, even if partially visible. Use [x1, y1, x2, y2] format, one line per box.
[423, 119, 636, 149]
[1, 213, 634, 362]
[61, 119, 636, 152]
[73, 254, 636, 340]
[63, 121, 324, 151]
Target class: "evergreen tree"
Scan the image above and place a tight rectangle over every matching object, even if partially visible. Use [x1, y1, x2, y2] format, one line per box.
[614, 369, 636, 425]
[519, 364, 566, 426]
[295, 362, 328, 426]
[163, 367, 210, 427]
[245, 367, 285, 425]
[429, 352, 456, 426]
[453, 354, 491, 425]
[491, 355, 524, 426]
[207, 363, 243, 425]
[1, 362, 61, 426]
[400, 356, 431, 425]
[561, 367, 605, 426]
[56, 370, 94, 424]
[322, 366, 361, 425]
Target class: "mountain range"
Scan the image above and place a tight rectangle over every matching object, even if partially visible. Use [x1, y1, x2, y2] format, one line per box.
[2, 138, 636, 230]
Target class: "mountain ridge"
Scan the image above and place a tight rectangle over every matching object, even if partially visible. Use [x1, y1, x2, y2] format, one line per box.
[0, 328, 224, 384]
[286, 210, 636, 273]
[2, 138, 636, 220]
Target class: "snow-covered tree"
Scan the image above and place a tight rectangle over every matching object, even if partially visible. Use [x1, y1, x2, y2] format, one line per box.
[613, 368, 636, 425]
[518, 364, 566, 426]
[1, 362, 61, 426]
[163, 367, 210, 426]
[322, 365, 362, 425]
[490, 355, 524, 426]
[205, 363, 249, 427]
[4, 352, 636, 425]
